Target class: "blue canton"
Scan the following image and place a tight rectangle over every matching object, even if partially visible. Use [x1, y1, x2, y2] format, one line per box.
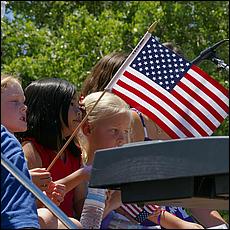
[134, 209, 152, 223]
[130, 37, 191, 92]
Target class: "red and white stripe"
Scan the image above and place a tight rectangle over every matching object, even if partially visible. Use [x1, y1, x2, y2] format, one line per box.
[121, 204, 160, 218]
[111, 65, 229, 139]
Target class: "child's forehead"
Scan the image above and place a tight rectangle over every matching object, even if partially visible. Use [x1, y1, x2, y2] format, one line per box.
[1, 82, 23, 95]
[98, 112, 131, 125]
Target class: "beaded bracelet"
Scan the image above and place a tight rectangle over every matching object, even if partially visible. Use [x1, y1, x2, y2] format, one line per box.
[157, 209, 165, 225]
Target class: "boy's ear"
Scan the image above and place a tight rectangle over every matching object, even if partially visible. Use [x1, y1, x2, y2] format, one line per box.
[82, 120, 91, 136]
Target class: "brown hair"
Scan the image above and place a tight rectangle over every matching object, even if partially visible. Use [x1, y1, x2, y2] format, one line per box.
[81, 52, 129, 97]
[163, 42, 184, 58]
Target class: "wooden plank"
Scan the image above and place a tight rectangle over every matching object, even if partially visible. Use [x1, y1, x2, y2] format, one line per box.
[90, 136, 229, 188]
[89, 137, 229, 209]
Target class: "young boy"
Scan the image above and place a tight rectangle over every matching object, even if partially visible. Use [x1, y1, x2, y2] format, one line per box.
[1, 75, 40, 229]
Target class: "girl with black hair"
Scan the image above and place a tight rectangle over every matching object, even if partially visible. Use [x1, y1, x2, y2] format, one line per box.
[17, 77, 91, 219]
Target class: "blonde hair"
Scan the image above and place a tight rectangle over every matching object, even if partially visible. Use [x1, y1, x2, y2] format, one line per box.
[1, 74, 21, 92]
[78, 91, 132, 164]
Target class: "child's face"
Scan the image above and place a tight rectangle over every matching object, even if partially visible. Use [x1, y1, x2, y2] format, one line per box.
[90, 112, 131, 151]
[62, 95, 83, 137]
[1, 82, 27, 133]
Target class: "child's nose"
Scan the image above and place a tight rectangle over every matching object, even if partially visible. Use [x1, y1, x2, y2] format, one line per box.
[116, 132, 127, 146]
[21, 104, 27, 112]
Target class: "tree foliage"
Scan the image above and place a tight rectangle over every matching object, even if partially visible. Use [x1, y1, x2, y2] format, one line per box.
[1, 1, 229, 135]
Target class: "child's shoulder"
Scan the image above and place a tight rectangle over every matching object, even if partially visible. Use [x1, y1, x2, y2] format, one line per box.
[1, 124, 23, 159]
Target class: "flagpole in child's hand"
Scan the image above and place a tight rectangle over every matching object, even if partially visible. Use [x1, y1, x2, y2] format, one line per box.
[47, 21, 158, 171]
[47, 90, 107, 171]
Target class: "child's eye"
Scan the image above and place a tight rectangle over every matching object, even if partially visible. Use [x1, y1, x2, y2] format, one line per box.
[108, 129, 117, 135]
[10, 100, 19, 103]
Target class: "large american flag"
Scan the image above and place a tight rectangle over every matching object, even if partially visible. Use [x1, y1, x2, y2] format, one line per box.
[106, 34, 229, 139]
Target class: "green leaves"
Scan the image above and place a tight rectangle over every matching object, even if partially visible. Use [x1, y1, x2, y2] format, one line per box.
[1, 1, 229, 135]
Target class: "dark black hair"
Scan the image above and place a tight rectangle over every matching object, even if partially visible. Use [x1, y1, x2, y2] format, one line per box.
[18, 78, 80, 157]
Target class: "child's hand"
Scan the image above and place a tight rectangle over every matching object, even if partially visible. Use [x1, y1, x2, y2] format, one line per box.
[45, 181, 66, 206]
[29, 168, 52, 191]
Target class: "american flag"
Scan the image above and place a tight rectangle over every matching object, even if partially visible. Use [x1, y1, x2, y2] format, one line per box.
[120, 203, 160, 223]
[106, 34, 229, 139]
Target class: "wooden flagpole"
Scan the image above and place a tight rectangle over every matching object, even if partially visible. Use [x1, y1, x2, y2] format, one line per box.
[47, 21, 158, 171]
[47, 90, 107, 171]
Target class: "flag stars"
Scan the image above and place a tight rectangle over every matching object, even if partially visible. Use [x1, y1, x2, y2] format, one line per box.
[129, 37, 190, 92]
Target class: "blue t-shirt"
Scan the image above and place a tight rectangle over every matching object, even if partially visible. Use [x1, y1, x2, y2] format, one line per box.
[1, 125, 40, 229]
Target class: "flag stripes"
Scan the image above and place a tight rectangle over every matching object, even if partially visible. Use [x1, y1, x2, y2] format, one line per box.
[112, 65, 228, 138]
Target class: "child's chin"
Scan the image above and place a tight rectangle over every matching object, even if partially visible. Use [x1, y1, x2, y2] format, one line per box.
[17, 125, 28, 132]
